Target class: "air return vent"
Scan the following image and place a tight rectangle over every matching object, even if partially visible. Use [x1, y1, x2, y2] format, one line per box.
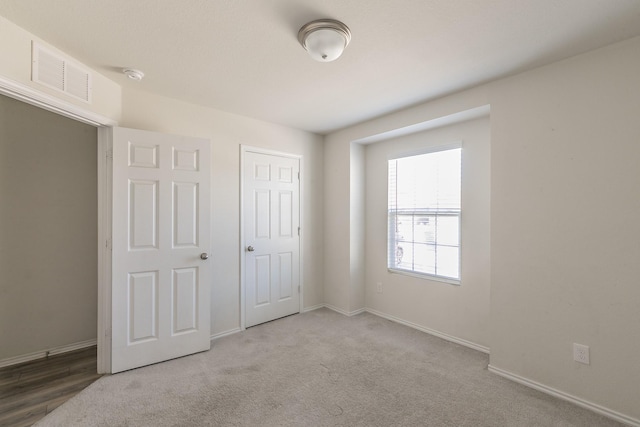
[32, 42, 92, 103]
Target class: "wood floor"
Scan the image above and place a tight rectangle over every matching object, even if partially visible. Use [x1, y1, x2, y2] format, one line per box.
[0, 347, 101, 427]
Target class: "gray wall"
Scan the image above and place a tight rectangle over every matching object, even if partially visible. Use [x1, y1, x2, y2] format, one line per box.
[488, 36, 640, 419]
[324, 36, 640, 421]
[0, 94, 97, 361]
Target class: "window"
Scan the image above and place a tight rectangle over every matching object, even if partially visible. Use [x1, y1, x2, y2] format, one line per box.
[388, 146, 461, 283]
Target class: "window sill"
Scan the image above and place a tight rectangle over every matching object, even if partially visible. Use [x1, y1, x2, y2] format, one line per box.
[387, 268, 461, 286]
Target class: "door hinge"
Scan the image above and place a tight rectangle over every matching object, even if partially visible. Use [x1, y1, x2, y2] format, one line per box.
[297, 171, 300, 180]
[298, 227, 300, 236]
[298, 285, 300, 293]
[105, 148, 113, 159]
[106, 237, 112, 250]
[105, 328, 112, 338]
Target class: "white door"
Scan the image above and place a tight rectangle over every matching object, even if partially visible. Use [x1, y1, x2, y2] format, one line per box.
[243, 150, 300, 328]
[111, 127, 211, 373]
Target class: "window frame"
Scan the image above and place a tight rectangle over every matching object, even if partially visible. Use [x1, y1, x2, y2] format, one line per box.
[387, 142, 462, 285]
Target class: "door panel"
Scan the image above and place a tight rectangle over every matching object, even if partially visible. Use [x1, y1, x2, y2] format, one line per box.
[129, 180, 158, 249]
[279, 191, 293, 236]
[255, 190, 270, 238]
[244, 150, 300, 328]
[172, 267, 198, 334]
[173, 182, 199, 247]
[112, 127, 210, 373]
[278, 253, 293, 300]
[255, 255, 271, 305]
[128, 271, 158, 342]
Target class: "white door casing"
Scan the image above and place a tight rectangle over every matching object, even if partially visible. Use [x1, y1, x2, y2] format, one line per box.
[111, 127, 211, 373]
[243, 149, 301, 328]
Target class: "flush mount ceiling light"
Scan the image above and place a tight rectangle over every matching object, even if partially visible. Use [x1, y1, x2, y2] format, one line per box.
[298, 19, 351, 62]
[122, 68, 144, 81]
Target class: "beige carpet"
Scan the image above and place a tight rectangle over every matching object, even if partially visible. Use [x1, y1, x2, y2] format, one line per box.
[35, 309, 621, 426]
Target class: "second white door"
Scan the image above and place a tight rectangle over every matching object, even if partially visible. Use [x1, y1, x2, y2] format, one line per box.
[243, 149, 300, 328]
[111, 127, 211, 373]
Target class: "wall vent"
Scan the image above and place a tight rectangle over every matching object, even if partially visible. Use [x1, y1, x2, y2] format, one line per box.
[32, 42, 92, 103]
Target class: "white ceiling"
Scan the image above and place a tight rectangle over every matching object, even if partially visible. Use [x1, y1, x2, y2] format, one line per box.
[1, 0, 640, 134]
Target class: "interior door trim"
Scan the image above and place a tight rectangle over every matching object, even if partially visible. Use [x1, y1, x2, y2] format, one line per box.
[0, 75, 116, 127]
[239, 145, 303, 330]
[0, 75, 117, 374]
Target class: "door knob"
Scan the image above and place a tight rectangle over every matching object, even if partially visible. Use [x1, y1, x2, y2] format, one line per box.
[200, 253, 209, 260]
[247, 246, 255, 252]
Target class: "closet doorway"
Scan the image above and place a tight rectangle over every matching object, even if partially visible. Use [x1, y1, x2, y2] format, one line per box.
[0, 93, 100, 424]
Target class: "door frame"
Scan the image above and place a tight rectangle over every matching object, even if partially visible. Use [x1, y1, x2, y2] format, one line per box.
[239, 145, 304, 330]
[0, 76, 116, 373]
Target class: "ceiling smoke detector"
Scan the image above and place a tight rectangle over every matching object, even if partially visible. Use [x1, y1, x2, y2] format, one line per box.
[298, 19, 351, 62]
[123, 68, 144, 81]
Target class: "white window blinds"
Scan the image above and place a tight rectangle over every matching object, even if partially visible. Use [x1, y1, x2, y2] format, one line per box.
[388, 146, 462, 282]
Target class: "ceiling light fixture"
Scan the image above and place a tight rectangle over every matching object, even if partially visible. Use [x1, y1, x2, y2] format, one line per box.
[122, 68, 144, 81]
[298, 19, 351, 62]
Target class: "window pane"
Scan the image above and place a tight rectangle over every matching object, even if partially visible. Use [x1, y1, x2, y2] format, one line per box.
[436, 215, 459, 246]
[395, 215, 413, 245]
[392, 241, 404, 269]
[413, 243, 436, 275]
[436, 245, 459, 279]
[422, 215, 436, 244]
[397, 241, 412, 269]
[388, 213, 398, 268]
[394, 214, 438, 245]
[389, 149, 461, 211]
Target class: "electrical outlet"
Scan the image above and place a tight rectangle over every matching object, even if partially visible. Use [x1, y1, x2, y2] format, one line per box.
[376, 282, 383, 293]
[573, 343, 590, 365]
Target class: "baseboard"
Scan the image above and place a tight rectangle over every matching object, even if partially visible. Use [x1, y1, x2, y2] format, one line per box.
[364, 307, 490, 354]
[488, 365, 639, 427]
[324, 304, 366, 317]
[302, 304, 325, 313]
[318, 304, 489, 354]
[210, 328, 242, 341]
[0, 338, 98, 368]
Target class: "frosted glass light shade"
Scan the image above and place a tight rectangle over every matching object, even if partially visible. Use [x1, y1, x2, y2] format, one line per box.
[298, 19, 351, 62]
[304, 28, 347, 61]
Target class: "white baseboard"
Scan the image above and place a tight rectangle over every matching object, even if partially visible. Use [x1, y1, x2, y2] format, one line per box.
[210, 328, 242, 341]
[302, 304, 325, 313]
[313, 304, 489, 354]
[0, 338, 98, 368]
[324, 304, 366, 317]
[488, 365, 639, 427]
[315, 305, 634, 424]
[365, 307, 490, 354]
